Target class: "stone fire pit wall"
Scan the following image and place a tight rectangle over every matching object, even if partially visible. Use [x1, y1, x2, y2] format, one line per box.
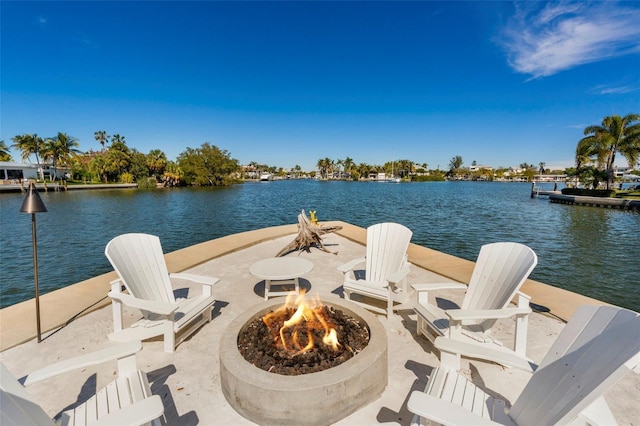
[220, 296, 388, 426]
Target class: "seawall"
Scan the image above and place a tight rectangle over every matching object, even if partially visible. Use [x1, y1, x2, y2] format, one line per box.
[550, 194, 640, 210]
[0, 221, 608, 352]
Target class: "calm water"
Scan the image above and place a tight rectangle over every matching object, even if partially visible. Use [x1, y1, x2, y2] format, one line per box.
[1, 181, 638, 311]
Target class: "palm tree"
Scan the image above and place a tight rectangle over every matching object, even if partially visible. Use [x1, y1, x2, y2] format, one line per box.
[11, 133, 46, 180]
[316, 158, 329, 179]
[111, 134, 126, 145]
[335, 158, 344, 179]
[94, 130, 110, 152]
[163, 161, 183, 187]
[342, 156, 354, 179]
[539, 162, 546, 174]
[43, 133, 81, 181]
[0, 140, 12, 161]
[575, 139, 592, 170]
[578, 114, 640, 190]
[358, 162, 370, 180]
[146, 149, 167, 179]
[396, 159, 415, 178]
[316, 157, 334, 179]
[448, 155, 463, 176]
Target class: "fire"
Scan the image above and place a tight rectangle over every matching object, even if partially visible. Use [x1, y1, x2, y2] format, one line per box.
[262, 292, 340, 356]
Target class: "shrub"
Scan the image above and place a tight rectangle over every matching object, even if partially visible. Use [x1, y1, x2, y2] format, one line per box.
[411, 174, 446, 182]
[561, 188, 615, 197]
[137, 177, 157, 189]
[120, 172, 134, 184]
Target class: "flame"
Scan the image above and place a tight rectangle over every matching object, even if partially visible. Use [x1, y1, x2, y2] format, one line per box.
[263, 292, 340, 355]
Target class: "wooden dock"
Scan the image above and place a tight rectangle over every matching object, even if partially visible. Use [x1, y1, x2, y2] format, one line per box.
[549, 194, 640, 211]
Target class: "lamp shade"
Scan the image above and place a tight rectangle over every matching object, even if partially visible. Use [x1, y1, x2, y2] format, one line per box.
[20, 183, 48, 213]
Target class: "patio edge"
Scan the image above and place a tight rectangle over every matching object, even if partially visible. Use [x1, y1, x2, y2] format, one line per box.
[0, 221, 607, 352]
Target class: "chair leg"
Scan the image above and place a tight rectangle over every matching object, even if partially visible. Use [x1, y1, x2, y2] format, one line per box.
[264, 279, 271, 301]
[112, 299, 124, 333]
[514, 294, 530, 356]
[164, 322, 175, 353]
[344, 288, 351, 300]
[514, 313, 528, 356]
[416, 316, 424, 338]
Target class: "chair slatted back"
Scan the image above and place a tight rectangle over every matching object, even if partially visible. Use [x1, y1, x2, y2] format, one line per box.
[510, 305, 640, 425]
[462, 242, 537, 331]
[365, 223, 412, 283]
[105, 233, 175, 305]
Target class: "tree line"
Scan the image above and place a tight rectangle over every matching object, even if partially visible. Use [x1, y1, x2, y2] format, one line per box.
[2, 132, 239, 187]
[314, 157, 429, 180]
[444, 113, 640, 187]
[574, 113, 639, 189]
[2, 113, 637, 187]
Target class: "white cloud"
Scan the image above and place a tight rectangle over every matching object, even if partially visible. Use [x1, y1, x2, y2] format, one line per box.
[500, 1, 640, 78]
[589, 83, 639, 95]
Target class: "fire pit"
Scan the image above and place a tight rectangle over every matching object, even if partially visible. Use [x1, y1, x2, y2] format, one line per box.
[220, 295, 388, 425]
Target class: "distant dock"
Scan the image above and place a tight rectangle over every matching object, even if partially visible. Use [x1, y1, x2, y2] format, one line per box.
[549, 194, 640, 211]
[530, 182, 561, 198]
[531, 189, 561, 198]
[0, 183, 137, 193]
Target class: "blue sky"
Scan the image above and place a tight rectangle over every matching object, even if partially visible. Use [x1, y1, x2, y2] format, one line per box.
[2, 1, 639, 171]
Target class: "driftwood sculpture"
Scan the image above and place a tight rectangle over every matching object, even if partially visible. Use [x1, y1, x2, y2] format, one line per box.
[276, 210, 343, 257]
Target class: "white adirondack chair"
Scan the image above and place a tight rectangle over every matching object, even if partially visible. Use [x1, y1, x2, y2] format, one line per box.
[408, 305, 640, 426]
[0, 340, 164, 426]
[338, 222, 413, 319]
[412, 242, 537, 369]
[105, 233, 219, 353]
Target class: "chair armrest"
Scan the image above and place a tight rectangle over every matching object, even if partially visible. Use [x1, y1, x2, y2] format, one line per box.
[170, 272, 219, 286]
[407, 390, 500, 426]
[108, 291, 180, 316]
[23, 341, 142, 386]
[435, 336, 537, 373]
[412, 282, 467, 306]
[387, 265, 410, 286]
[89, 394, 164, 426]
[411, 282, 467, 292]
[446, 306, 532, 321]
[337, 257, 365, 273]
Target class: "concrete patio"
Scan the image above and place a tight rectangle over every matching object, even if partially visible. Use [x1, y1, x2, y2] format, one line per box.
[1, 222, 638, 425]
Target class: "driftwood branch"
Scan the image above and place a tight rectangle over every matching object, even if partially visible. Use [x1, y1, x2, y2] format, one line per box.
[276, 210, 343, 257]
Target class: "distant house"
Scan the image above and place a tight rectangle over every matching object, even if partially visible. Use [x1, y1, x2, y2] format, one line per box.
[0, 162, 38, 181]
[413, 164, 428, 176]
[240, 164, 259, 179]
[367, 172, 387, 181]
[533, 174, 567, 182]
[468, 164, 493, 173]
[614, 166, 634, 178]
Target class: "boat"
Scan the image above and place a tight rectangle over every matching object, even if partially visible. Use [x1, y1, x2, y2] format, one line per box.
[386, 169, 401, 183]
[387, 153, 401, 182]
[1, 222, 637, 424]
[259, 172, 272, 181]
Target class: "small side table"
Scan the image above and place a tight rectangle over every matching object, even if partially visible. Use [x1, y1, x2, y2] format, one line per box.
[249, 257, 314, 300]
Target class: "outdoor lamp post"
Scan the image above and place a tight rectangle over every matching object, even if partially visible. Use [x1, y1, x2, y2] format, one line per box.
[20, 182, 48, 343]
